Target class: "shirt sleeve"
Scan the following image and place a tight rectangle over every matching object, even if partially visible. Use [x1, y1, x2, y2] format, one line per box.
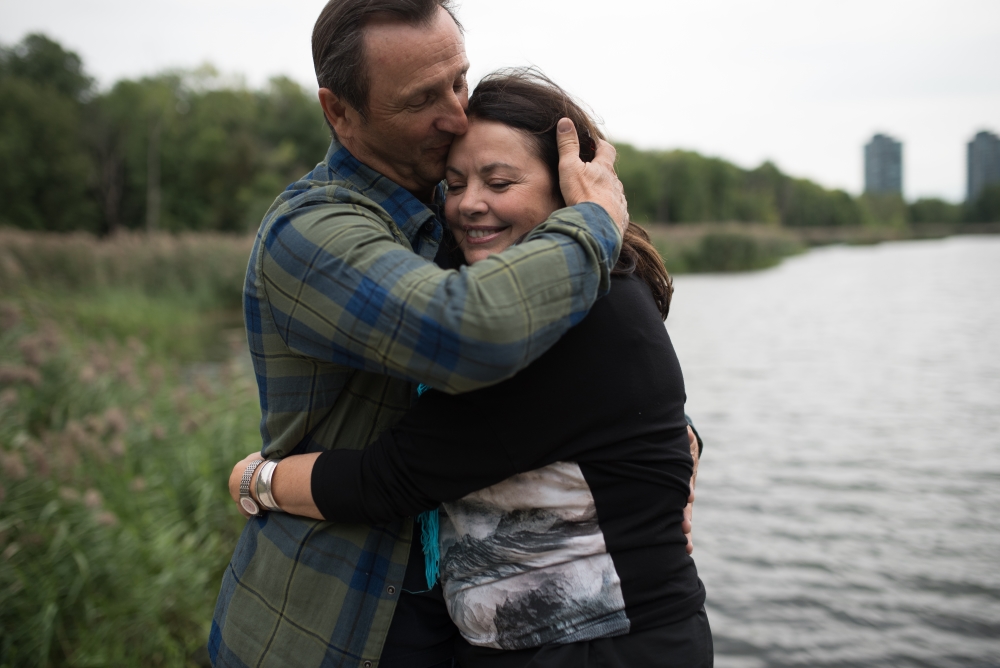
[260, 201, 620, 394]
[309, 275, 694, 525]
[310, 395, 521, 524]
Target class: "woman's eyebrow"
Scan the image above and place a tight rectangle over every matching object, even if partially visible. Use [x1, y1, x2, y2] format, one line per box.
[445, 166, 465, 177]
[480, 162, 518, 174]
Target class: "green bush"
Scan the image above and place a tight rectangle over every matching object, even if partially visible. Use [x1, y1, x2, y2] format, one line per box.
[967, 183, 1000, 222]
[648, 224, 802, 274]
[0, 296, 258, 667]
[908, 197, 963, 224]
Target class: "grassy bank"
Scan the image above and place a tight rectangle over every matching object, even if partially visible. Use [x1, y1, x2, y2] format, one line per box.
[645, 221, 1000, 274]
[645, 223, 804, 273]
[0, 232, 260, 666]
[789, 221, 1000, 246]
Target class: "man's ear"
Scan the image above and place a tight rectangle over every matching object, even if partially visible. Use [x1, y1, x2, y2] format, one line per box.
[318, 88, 357, 140]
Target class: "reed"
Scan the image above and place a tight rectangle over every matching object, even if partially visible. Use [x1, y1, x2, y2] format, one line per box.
[0, 295, 259, 667]
[0, 229, 253, 310]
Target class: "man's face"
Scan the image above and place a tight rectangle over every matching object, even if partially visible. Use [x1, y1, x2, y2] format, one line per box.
[337, 7, 469, 197]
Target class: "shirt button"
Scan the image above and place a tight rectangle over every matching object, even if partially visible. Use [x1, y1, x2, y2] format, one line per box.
[363, 662, 373, 668]
[387, 586, 396, 595]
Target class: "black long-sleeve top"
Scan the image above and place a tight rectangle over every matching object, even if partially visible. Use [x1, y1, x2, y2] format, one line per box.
[312, 272, 705, 650]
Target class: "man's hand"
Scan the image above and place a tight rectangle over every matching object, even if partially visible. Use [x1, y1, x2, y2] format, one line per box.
[556, 118, 629, 237]
[682, 425, 699, 555]
[230, 451, 265, 519]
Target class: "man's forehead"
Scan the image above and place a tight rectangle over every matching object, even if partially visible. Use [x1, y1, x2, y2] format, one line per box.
[363, 8, 467, 75]
[366, 42, 467, 104]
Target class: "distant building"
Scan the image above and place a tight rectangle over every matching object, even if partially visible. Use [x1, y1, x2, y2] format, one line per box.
[967, 130, 1000, 202]
[864, 133, 903, 195]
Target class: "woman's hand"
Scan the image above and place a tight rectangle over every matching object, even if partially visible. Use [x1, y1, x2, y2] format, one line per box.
[229, 451, 264, 519]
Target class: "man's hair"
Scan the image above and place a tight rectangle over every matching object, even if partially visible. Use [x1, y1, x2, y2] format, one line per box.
[312, 0, 461, 121]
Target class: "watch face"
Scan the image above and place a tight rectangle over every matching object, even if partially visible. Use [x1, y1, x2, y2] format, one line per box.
[240, 497, 260, 515]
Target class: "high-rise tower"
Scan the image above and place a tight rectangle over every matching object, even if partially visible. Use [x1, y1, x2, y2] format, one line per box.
[864, 134, 903, 195]
[967, 130, 1000, 203]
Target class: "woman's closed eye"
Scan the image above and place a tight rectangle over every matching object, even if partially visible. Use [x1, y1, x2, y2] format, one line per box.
[446, 181, 466, 193]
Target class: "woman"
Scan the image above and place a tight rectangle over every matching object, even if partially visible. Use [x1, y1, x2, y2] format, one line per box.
[230, 68, 711, 667]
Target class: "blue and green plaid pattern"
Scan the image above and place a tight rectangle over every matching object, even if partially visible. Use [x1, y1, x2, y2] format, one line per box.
[209, 137, 620, 667]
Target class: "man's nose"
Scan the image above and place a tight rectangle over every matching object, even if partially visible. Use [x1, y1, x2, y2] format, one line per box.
[436, 90, 469, 136]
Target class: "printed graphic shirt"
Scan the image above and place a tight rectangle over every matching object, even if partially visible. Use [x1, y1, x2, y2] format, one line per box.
[209, 137, 622, 668]
[312, 273, 706, 652]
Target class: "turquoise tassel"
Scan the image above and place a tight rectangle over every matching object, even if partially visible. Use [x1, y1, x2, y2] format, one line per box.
[414, 383, 439, 589]
[417, 509, 440, 589]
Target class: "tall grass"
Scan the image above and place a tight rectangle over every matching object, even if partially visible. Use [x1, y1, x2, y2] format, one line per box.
[0, 229, 252, 309]
[0, 232, 260, 667]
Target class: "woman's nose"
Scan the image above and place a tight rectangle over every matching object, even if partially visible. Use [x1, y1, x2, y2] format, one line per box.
[459, 186, 488, 218]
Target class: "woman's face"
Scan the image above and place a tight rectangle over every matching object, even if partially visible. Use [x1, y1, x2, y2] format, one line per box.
[444, 119, 563, 264]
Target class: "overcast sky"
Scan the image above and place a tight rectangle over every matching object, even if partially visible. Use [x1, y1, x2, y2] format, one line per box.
[3, 0, 998, 201]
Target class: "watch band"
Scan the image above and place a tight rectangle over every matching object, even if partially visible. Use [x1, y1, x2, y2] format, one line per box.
[255, 460, 282, 512]
[239, 458, 265, 516]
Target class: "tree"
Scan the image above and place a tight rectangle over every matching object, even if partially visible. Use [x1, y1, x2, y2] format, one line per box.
[0, 35, 99, 231]
[966, 184, 1000, 223]
[0, 33, 93, 100]
[908, 198, 962, 224]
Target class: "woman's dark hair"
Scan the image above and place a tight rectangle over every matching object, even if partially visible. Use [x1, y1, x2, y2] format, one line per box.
[467, 68, 674, 319]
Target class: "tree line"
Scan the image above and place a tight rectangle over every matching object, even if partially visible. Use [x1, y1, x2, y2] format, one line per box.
[617, 145, 999, 226]
[2, 33, 998, 235]
[0, 34, 328, 235]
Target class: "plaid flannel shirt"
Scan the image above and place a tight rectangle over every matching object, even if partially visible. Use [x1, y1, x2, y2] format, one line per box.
[209, 138, 621, 668]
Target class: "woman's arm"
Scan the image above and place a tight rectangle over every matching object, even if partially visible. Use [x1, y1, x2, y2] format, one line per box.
[229, 452, 324, 519]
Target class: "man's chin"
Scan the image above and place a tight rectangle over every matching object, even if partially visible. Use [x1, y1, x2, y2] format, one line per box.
[419, 164, 449, 190]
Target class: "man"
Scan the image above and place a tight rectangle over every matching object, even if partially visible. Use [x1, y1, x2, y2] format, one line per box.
[209, 1, 631, 667]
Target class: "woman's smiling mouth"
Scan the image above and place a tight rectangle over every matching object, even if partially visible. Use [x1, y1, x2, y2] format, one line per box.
[463, 227, 508, 244]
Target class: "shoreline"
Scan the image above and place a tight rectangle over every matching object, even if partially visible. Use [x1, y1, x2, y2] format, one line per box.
[643, 222, 1000, 273]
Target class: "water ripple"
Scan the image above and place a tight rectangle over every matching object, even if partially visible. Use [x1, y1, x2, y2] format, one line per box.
[669, 237, 1000, 667]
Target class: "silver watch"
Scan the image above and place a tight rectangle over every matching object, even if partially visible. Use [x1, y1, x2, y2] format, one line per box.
[239, 458, 265, 516]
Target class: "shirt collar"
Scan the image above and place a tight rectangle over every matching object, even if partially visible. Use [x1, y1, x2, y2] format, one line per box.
[320, 138, 444, 252]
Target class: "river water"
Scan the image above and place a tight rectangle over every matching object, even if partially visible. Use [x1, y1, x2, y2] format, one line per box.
[667, 236, 1000, 667]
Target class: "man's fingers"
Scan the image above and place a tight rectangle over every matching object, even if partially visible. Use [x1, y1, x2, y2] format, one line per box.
[555, 118, 580, 162]
[592, 137, 617, 168]
[687, 426, 699, 487]
[683, 500, 694, 555]
[554, 117, 628, 233]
